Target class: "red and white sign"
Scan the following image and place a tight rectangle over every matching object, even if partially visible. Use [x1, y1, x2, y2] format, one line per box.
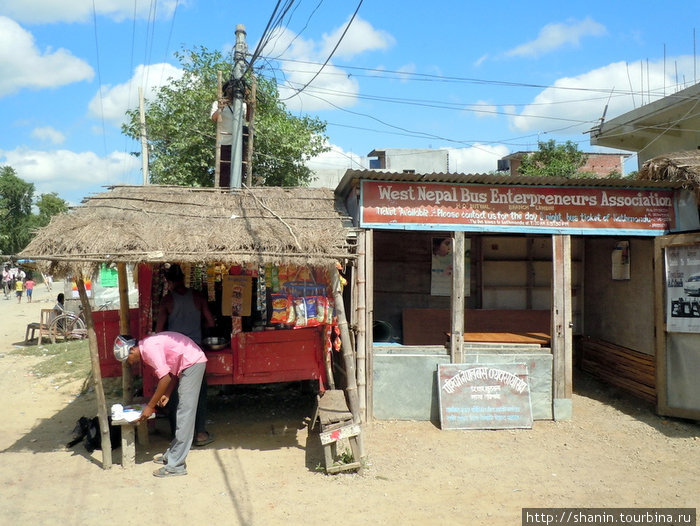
[361, 180, 676, 234]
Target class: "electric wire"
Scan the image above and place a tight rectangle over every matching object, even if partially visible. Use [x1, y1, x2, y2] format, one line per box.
[90, 0, 108, 155]
[280, 0, 364, 101]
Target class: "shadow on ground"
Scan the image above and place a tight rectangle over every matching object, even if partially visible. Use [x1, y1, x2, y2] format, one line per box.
[573, 367, 699, 438]
[1, 380, 327, 471]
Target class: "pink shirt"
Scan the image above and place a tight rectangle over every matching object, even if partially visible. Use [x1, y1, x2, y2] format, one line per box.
[25, 280, 35, 290]
[139, 331, 207, 380]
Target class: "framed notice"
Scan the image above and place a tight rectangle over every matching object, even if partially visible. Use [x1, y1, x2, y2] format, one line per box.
[437, 363, 532, 430]
[665, 244, 700, 333]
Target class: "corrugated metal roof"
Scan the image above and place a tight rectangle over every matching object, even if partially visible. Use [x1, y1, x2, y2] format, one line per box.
[335, 169, 683, 197]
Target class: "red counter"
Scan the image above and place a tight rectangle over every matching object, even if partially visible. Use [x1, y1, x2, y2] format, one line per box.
[206, 326, 326, 385]
[142, 326, 326, 396]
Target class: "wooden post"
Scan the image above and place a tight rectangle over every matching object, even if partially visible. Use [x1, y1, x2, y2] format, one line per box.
[653, 235, 667, 414]
[365, 230, 375, 422]
[117, 263, 133, 405]
[551, 234, 573, 420]
[245, 75, 256, 187]
[76, 275, 112, 469]
[356, 231, 367, 420]
[330, 263, 365, 457]
[214, 71, 223, 188]
[451, 232, 465, 363]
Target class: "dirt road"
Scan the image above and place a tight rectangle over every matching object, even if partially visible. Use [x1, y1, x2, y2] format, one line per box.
[0, 281, 697, 525]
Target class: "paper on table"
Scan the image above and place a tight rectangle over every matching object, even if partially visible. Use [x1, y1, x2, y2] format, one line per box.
[111, 404, 155, 424]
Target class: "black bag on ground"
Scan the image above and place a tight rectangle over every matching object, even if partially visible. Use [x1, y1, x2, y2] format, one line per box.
[67, 416, 121, 452]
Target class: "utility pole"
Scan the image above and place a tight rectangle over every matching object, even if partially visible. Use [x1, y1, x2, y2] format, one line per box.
[138, 86, 149, 185]
[229, 24, 247, 189]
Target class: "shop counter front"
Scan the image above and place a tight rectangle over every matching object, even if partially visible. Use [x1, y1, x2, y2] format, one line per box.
[204, 326, 326, 386]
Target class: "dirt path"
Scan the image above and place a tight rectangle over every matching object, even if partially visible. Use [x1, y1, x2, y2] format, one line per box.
[0, 281, 698, 525]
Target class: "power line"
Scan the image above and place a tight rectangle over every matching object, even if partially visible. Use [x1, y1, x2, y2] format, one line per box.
[90, 0, 107, 155]
[264, 55, 698, 102]
[280, 0, 364, 101]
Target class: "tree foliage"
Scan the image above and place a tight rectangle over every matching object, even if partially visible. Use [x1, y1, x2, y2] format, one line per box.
[0, 166, 68, 255]
[518, 140, 592, 178]
[122, 46, 329, 187]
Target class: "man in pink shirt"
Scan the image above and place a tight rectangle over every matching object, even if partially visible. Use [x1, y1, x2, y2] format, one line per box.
[114, 332, 207, 477]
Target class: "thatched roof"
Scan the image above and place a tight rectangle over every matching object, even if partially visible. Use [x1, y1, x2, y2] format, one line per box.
[639, 151, 700, 201]
[20, 185, 356, 276]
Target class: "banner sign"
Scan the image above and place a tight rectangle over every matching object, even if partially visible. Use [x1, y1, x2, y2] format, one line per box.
[437, 363, 533, 430]
[360, 180, 676, 235]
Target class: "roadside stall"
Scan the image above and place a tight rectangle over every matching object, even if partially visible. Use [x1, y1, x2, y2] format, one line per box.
[19, 184, 358, 467]
[335, 169, 699, 424]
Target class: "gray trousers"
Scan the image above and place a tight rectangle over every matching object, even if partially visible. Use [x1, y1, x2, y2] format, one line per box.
[163, 361, 206, 473]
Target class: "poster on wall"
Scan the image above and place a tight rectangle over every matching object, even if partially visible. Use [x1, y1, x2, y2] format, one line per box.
[431, 237, 471, 296]
[665, 244, 700, 333]
[611, 241, 631, 280]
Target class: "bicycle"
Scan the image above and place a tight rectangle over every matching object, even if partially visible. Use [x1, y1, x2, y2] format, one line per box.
[48, 300, 114, 344]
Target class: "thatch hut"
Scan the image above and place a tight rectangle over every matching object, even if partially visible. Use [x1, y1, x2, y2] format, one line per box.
[19, 184, 360, 468]
[639, 150, 700, 203]
[22, 184, 356, 274]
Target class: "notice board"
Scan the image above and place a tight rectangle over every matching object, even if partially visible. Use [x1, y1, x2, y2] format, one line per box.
[437, 363, 533, 430]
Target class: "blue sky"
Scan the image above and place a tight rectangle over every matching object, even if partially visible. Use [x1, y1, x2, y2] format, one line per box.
[1, 0, 699, 205]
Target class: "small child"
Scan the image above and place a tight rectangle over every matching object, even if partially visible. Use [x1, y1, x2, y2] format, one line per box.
[25, 278, 35, 303]
[15, 279, 24, 303]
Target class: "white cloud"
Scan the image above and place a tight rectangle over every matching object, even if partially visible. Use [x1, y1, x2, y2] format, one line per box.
[320, 16, 395, 59]
[510, 56, 697, 133]
[469, 101, 499, 119]
[506, 17, 606, 58]
[307, 143, 367, 171]
[260, 17, 393, 112]
[87, 63, 183, 126]
[445, 144, 510, 174]
[0, 147, 140, 199]
[0, 0, 180, 24]
[0, 17, 93, 96]
[31, 126, 65, 145]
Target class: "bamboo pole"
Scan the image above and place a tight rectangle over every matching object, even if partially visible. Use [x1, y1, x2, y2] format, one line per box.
[355, 232, 367, 420]
[330, 263, 365, 457]
[245, 75, 256, 187]
[76, 275, 112, 469]
[365, 230, 374, 422]
[214, 71, 223, 188]
[117, 263, 133, 404]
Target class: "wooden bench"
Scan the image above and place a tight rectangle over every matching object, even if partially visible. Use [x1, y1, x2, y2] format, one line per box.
[402, 308, 551, 346]
[310, 390, 361, 474]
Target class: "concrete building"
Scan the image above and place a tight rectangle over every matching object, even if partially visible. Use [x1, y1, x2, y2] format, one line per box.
[498, 151, 630, 177]
[590, 82, 700, 168]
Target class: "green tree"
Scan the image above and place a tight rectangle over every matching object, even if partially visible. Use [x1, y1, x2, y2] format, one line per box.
[122, 46, 329, 187]
[518, 140, 591, 178]
[33, 192, 69, 228]
[0, 166, 34, 255]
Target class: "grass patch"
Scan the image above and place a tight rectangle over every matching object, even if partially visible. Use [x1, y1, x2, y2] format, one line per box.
[12, 340, 92, 387]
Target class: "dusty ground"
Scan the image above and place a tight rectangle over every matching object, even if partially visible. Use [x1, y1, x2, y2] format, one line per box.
[0, 282, 698, 526]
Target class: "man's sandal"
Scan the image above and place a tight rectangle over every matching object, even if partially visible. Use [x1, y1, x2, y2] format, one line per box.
[153, 467, 186, 477]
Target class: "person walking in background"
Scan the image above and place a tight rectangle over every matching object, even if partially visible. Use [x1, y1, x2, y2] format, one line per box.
[2, 267, 10, 299]
[15, 278, 24, 303]
[24, 277, 35, 303]
[113, 332, 207, 477]
[156, 263, 216, 446]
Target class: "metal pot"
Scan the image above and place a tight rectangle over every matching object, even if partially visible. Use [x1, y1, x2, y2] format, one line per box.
[202, 336, 229, 351]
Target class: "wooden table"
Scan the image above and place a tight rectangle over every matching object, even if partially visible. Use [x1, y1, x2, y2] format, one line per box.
[464, 332, 551, 346]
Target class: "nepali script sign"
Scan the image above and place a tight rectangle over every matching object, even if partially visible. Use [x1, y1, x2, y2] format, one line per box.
[437, 364, 533, 430]
[360, 180, 676, 235]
